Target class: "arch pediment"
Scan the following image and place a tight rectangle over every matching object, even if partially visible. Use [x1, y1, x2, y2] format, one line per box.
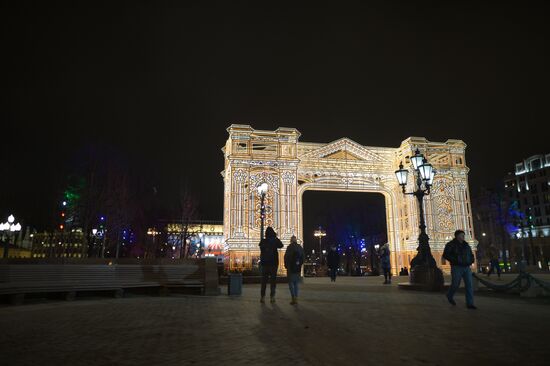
[300, 138, 387, 162]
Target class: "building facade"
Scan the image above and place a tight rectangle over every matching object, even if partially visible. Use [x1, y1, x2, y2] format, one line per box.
[31, 230, 87, 258]
[165, 221, 224, 262]
[503, 153, 550, 269]
[1, 226, 34, 258]
[472, 188, 512, 270]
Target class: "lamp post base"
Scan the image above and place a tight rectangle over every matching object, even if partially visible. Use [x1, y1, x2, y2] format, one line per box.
[402, 232, 444, 291]
[408, 264, 444, 291]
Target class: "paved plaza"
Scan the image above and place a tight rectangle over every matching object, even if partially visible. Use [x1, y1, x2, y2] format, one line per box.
[1, 275, 549, 366]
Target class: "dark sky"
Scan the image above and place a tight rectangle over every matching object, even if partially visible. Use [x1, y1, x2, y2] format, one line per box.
[2, 2, 549, 229]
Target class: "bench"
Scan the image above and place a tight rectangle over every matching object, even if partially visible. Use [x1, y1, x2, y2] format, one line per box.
[0, 258, 219, 304]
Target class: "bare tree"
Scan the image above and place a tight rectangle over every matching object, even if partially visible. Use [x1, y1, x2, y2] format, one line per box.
[103, 169, 133, 258]
[177, 184, 199, 258]
[67, 147, 139, 258]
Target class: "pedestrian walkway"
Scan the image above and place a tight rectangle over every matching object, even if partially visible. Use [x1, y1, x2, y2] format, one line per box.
[1, 276, 549, 366]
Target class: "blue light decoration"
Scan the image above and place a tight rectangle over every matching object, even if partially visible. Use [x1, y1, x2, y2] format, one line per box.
[504, 200, 524, 235]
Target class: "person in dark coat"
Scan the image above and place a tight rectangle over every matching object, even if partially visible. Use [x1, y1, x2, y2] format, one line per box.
[379, 242, 392, 284]
[259, 227, 284, 303]
[443, 230, 477, 309]
[486, 246, 501, 279]
[327, 245, 340, 282]
[284, 235, 304, 305]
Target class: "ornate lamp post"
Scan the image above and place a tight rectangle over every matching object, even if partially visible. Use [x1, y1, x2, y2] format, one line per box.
[257, 183, 268, 239]
[1, 215, 22, 258]
[395, 149, 443, 289]
[314, 227, 326, 265]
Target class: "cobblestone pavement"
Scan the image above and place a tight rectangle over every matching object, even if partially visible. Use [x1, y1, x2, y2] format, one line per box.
[1, 276, 549, 366]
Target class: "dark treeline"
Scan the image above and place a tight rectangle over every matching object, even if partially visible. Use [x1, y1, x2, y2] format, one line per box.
[55, 144, 198, 258]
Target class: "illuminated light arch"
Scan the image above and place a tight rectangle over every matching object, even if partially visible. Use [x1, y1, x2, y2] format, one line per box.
[222, 125, 475, 274]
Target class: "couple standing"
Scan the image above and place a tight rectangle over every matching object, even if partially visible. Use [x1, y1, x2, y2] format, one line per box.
[259, 227, 304, 305]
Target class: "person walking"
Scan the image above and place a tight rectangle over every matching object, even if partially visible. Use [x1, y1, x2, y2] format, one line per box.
[259, 227, 284, 303]
[379, 242, 392, 284]
[486, 246, 501, 279]
[327, 245, 340, 282]
[284, 235, 304, 305]
[443, 230, 477, 309]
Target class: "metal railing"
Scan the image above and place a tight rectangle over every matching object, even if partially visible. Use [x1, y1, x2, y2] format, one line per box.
[473, 271, 550, 294]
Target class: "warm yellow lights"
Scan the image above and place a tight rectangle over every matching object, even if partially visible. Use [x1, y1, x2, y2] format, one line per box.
[222, 125, 474, 274]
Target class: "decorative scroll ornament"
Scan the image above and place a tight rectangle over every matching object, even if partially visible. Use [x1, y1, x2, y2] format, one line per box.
[431, 177, 454, 232]
[254, 193, 273, 228]
[249, 172, 280, 193]
[281, 171, 295, 184]
[233, 169, 248, 183]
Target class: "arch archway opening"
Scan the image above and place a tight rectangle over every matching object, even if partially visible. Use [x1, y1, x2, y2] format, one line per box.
[302, 191, 388, 277]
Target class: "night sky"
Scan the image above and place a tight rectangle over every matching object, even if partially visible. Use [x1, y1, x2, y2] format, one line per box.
[2, 2, 549, 230]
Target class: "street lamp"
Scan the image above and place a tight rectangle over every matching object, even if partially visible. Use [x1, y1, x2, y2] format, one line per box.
[257, 183, 268, 239]
[90, 229, 98, 258]
[1, 214, 22, 258]
[371, 243, 380, 271]
[314, 227, 326, 265]
[197, 232, 205, 258]
[515, 219, 529, 269]
[147, 228, 160, 258]
[526, 211, 536, 267]
[395, 148, 443, 289]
